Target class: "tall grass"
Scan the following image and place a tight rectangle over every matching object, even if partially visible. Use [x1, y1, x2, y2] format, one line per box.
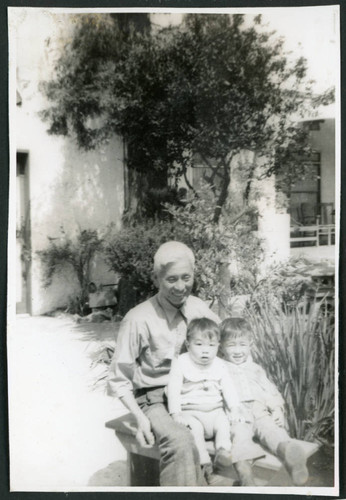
[246, 297, 335, 444]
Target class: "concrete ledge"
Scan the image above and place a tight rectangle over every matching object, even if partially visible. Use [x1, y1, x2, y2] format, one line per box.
[106, 413, 319, 486]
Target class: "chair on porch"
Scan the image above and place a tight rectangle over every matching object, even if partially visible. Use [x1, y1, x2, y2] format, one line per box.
[300, 202, 334, 226]
[317, 203, 334, 225]
[300, 203, 318, 225]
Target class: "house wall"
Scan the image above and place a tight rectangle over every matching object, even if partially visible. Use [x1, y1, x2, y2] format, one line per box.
[288, 117, 335, 262]
[14, 11, 124, 315]
[310, 118, 335, 205]
[231, 151, 291, 266]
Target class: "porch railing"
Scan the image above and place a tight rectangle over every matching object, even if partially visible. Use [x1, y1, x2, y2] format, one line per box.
[290, 224, 335, 248]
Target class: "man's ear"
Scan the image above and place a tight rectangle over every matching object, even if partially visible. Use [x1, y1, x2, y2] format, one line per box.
[152, 272, 159, 288]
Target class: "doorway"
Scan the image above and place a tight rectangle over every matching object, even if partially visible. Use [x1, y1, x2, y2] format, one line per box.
[16, 152, 31, 314]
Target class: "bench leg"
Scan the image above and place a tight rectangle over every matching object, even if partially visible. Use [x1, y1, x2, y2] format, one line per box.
[128, 452, 160, 486]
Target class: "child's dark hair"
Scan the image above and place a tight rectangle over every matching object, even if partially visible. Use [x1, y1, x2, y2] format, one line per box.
[220, 317, 252, 343]
[186, 317, 220, 342]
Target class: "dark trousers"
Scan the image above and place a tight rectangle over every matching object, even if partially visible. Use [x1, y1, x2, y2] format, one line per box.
[136, 387, 206, 486]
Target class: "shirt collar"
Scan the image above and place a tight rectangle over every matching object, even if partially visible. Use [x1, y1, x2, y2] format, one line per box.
[156, 292, 189, 325]
[227, 354, 254, 370]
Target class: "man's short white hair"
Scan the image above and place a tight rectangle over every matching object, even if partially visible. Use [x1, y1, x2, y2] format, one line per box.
[153, 241, 195, 276]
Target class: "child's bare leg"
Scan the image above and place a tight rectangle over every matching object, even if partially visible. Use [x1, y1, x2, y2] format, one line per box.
[230, 421, 265, 484]
[183, 415, 211, 466]
[233, 460, 256, 486]
[277, 441, 308, 486]
[213, 411, 233, 467]
[183, 411, 234, 486]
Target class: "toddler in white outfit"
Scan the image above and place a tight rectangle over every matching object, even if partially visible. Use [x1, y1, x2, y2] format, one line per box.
[167, 317, 240, 485]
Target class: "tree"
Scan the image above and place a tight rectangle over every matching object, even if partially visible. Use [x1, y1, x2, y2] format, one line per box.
[40, 13, 333, 221]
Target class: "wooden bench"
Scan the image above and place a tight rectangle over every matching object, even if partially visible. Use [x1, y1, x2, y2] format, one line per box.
[106, 413, 319, 486]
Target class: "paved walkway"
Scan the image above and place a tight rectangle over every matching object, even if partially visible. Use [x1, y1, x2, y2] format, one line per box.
[8, 314, 128, 491]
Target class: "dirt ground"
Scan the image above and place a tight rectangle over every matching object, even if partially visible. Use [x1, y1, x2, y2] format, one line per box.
[86, 445, 335, 488]
[9, 314, 126, 490]
[8, 314, 335, 490]
[306, 444, 335, 487]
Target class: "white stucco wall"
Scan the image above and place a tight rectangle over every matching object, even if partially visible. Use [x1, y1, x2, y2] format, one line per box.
[310, 118, 335, 204]
[288, 117, 335, 263]
[231, 151, 290, 266]
[13, 10, 124, 314]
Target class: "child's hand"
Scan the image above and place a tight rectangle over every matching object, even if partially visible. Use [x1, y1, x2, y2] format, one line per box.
[228, 405, 247, 424]
[271, 407, 285, 427]
[171, 412, 195, 428]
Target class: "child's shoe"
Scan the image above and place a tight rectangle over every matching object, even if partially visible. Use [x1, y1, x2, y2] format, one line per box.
[214, 447, 233, 467]
[277, 441, 309, 486]
[202, 462, 234, 486]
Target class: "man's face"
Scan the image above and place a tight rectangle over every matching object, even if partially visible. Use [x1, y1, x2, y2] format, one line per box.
[156, 259, 194, 307]
[221, 335, 252, 365]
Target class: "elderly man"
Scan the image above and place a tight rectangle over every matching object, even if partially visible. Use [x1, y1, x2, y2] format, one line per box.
[108, 241, 231, 486]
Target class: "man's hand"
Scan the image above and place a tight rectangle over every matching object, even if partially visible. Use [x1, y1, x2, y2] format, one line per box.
[135, 413, 155, 448]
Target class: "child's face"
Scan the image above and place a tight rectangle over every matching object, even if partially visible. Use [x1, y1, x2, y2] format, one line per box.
[221, 335, 252, 365]
[186, 332, 219, 366]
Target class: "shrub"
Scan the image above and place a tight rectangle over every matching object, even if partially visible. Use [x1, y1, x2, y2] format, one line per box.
[246, 296, 335, 445]
[104, 184, 263, 309]
[104, 221, 176, 303]
[165, 184, 263, 307]
[230, 257, 317, 308]
[38, 227, 104, 314]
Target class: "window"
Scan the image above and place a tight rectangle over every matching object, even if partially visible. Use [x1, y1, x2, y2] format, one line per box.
[289, 152, 321, 225]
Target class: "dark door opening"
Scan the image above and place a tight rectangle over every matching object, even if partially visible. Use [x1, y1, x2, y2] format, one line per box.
[16, 152, 31, 314]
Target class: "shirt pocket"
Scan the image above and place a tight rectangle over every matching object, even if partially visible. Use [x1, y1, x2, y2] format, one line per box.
[150, 342, 175, 369]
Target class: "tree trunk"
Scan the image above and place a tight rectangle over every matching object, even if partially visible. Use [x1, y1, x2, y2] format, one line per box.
[244, 152, 257, 203]
[213, 165, 230, 223]
[123, 140, 167, 221]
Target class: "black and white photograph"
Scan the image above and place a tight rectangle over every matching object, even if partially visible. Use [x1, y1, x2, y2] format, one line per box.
[7, 4, 339, 494]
